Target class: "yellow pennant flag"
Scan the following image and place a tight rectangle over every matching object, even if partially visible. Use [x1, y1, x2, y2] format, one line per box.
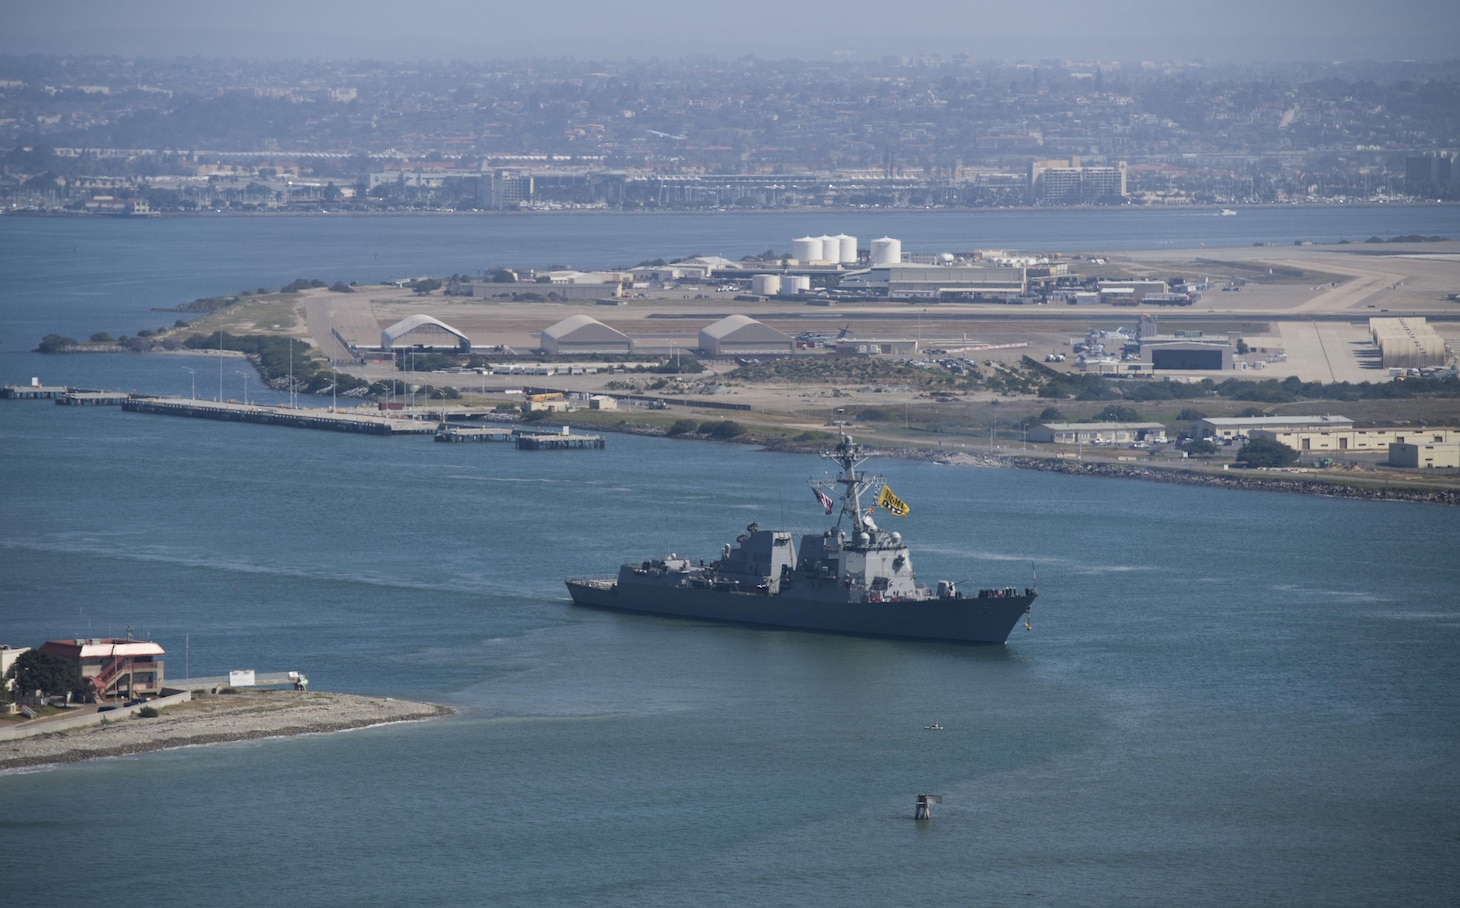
[876, 484, 910, 517]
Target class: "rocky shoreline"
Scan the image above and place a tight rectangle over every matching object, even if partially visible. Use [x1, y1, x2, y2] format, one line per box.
[0, 690, 452, 771]
[944, 452, 1459, 505]
[747, 432, 1458, 506]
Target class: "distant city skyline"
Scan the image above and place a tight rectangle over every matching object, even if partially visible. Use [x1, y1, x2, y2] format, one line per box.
[4, 0, 1457, 63]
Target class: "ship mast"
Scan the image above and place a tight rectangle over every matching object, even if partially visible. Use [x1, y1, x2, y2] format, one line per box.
[823, 431, 875, 539]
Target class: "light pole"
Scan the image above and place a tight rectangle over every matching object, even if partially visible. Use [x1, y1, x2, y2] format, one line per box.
[409, 351, 417, 411]
[182, 366, 196, 401]
[235, 370, 250, 406]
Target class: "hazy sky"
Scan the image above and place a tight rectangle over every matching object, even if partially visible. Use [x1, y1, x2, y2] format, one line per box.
[4, 0, 1457, 62]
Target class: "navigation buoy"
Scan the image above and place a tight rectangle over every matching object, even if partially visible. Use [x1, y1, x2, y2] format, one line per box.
[914, 793, 942, 820]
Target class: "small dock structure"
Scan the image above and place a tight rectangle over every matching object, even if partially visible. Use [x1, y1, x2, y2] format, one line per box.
[3, 383, 75, 400]
[435, 425, 516, 443]
[58, 391, 130, 406]
[515, 428, 606, 450]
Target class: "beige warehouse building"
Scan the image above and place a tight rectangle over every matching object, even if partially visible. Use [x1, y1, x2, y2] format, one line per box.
[1251, 426, 1458, 453]
[1388, 442, 1460, 468]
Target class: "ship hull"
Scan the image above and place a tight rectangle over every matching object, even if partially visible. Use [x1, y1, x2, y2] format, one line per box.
[566, 579, 1032, 645]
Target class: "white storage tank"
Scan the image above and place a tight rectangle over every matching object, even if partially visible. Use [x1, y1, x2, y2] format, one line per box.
[835, 233, 857, 264]
[792, 236, 821, 264]
[870, 237, 902, 266]
[817, 235, 838, 263]
[786, 275, 811, 293]
[751, 274, 782, 296]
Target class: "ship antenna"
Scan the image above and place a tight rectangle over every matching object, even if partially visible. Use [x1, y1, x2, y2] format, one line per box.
[1026, 563, 1037, 631]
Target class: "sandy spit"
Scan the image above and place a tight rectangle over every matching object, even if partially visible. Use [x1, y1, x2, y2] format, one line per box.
[1, 690, 452, 771]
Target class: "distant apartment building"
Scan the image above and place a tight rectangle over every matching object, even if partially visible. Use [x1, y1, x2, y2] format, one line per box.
[489, 169, 535, 208]
[1029, 158, 1127, 204]
[1404, 153, 1456, 193]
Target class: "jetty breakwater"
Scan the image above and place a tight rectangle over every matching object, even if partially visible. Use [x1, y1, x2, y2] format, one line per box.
[1, 690, 451, 771]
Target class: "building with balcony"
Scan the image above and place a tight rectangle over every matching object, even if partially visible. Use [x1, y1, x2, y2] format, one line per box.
[39, 636, 166, 702]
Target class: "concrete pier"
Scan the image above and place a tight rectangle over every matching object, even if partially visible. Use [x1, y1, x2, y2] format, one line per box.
[3, 384, 75, 399]
[435, 425, 516, 443]
[59, 391, 130, 406]
[515, 431, 606, 450]
[122, 396, 438, 435]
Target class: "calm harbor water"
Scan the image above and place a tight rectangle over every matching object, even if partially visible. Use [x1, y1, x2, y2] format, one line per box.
[3, 209, 1459, 906]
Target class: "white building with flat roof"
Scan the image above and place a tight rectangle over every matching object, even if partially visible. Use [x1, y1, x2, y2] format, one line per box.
[1195, 415, 1353, 440]
[1028, 422, 1167, 445]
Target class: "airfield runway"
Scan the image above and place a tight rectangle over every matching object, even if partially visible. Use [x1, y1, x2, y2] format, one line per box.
[286, 240, 1459, 394]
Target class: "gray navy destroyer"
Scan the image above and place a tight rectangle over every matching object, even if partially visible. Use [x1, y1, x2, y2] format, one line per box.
[565, 432, 1036, 644]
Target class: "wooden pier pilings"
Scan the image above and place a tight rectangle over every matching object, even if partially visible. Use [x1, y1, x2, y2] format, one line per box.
[434, 426, 516, 443]
[514, 431, 606, 450]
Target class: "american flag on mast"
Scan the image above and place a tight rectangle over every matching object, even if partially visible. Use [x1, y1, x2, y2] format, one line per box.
[812, 486, 835, 515]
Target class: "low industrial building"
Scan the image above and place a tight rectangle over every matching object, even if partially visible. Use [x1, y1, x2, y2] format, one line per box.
[1388, 442, 1460, 469]
[540, 315, 633, 355]
[448, 278, 623, 301]
[522, 392, 570, 413]
[1252, 426, 1459, 454]
[1194, 415, 1353, 441]
[1098, 279, 1171, 301]
[698, 315, 794, 356]
[836, 264, 1027, 300]
[834, 337, 920, 356]
[1028, 422, 1167, 445]
[38, 637, 166, 702]
[1142, 341, 1234, 371]
[1076, 358, 1154, 377]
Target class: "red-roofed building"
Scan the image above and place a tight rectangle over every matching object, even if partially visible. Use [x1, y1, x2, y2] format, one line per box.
[39, 636, 166, 702]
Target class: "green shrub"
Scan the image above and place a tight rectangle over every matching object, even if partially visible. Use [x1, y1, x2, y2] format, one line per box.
[704, 420, 745, 439]
[137, 705, 159, 718]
